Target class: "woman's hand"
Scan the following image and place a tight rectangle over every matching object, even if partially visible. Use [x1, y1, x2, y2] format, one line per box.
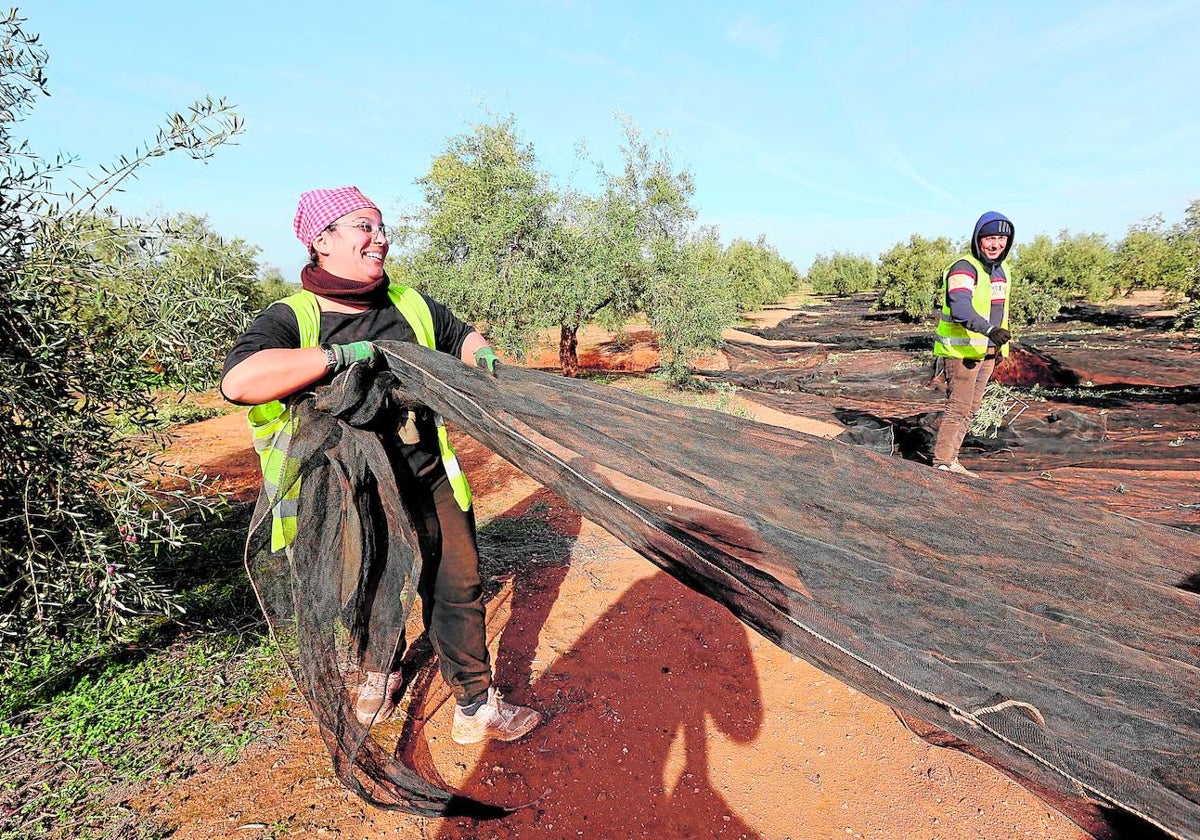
[325, 341, 381, 372]
[473, 346, 499, 376]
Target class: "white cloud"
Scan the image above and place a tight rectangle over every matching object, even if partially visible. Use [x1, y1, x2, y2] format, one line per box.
[725, 14, 785, 58]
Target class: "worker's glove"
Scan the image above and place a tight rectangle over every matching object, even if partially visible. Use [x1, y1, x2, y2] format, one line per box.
[474, 346, 499, 377]
[323, 341, 380, 373]
[986, 326, 1012, 347]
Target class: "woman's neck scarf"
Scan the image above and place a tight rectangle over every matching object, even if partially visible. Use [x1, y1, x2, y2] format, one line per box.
[300, 264, 391, 307]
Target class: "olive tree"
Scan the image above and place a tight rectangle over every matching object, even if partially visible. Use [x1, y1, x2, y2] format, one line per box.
[402, 114, 730, 379]
[1009, 231, 1115, 324]
[805, 251, 878, 296]
[1109, 202, 1200, 326]
[1113, 218, 1174, 297]
[873, 234, 956, 320]
[718, 236, 801, 311]
[1007, 234, 1065, 324]
[1, 10, 245, 639]
[1161, 200, 1200, 326]
[253, 265, 300, 309]
[57, 212, 261, 390]
[402, 115, 562, 359]
[548, 187, 644, 375]
[1053, 231, 1115, 301]
[646, 228, 737, 383]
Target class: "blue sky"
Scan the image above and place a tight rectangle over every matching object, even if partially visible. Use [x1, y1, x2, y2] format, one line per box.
[24, 1, 1200, 279]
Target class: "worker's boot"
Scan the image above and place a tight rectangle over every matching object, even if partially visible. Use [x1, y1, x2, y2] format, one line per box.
[936, 459, 979, 478]
[451, 687, 541, 744]
[355, 670, 403, 725]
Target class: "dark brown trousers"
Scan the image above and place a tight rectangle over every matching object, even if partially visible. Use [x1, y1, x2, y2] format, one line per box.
[362, 469, 491, 707]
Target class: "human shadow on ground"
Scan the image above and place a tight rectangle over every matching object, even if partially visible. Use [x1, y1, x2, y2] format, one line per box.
[436, 571, 765, 839]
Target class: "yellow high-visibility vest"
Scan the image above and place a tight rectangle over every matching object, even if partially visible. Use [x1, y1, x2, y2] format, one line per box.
[934, 254, 1010, 360]
[246, 286, 472, 551]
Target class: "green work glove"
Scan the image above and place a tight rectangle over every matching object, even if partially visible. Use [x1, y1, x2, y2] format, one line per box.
[987, 326, 1012, 347]
[474, 346, 499, 377]
[323, 341, 380, 373]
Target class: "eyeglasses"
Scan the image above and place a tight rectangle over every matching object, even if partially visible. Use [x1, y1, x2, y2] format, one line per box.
[327, 220, 389, 238]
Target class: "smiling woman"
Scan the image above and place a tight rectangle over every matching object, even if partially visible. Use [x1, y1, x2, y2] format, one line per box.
[217, 185, 540, 813]
[311, 208, 389, 284]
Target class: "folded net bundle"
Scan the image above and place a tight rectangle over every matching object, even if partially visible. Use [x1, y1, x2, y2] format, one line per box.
[244, 364, 503, 817]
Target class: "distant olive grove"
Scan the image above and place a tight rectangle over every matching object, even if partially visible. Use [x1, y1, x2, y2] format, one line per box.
[804, 204, 1200, 327]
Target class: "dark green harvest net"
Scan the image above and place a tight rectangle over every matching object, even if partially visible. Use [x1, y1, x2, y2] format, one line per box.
[245, 340, 1200, 839]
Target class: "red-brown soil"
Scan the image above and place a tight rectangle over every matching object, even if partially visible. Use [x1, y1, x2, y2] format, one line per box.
[138, 294, 1197, 839]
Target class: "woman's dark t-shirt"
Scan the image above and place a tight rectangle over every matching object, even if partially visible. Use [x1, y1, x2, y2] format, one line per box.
[222, 291, 476, 480]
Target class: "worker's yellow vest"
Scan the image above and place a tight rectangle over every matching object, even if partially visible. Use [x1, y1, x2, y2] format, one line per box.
[246, 287, 472, 552]
[933, 254, 1010, 360]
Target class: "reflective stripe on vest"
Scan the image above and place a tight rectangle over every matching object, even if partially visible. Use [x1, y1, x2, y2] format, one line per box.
[933, 253, 1010, 360]
[246, 287, 472, 552]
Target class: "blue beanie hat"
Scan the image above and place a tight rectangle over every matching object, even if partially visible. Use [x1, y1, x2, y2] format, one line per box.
[977, 217, 1013, 238]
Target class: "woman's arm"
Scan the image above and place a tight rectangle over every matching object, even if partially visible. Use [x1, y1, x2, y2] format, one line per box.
[459, 330, 489, 366]
[220, 347, 330, 405]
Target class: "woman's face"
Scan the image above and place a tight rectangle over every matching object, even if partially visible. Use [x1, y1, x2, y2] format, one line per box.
[312, 207, 389, 282]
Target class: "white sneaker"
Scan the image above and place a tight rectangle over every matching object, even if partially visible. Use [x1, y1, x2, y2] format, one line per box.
[936, 459, 979, 478]
[451, 687, 541, 745]
[355, 670, 402, 725]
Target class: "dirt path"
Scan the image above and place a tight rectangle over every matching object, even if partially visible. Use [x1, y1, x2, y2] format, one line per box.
[143, 359, 1091, 839]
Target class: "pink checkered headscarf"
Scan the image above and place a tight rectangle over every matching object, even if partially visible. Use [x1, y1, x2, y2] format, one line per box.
[293, 186, 380, 247]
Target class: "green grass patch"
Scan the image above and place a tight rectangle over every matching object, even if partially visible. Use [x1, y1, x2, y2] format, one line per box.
[151, 389, 234, 429]
[0, 629, 284, 840]
[154, 400, 225, 427]
[0, 504, 287, 840]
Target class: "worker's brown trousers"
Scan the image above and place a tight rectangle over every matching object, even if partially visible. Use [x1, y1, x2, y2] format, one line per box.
[932, 356, 996, 467]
